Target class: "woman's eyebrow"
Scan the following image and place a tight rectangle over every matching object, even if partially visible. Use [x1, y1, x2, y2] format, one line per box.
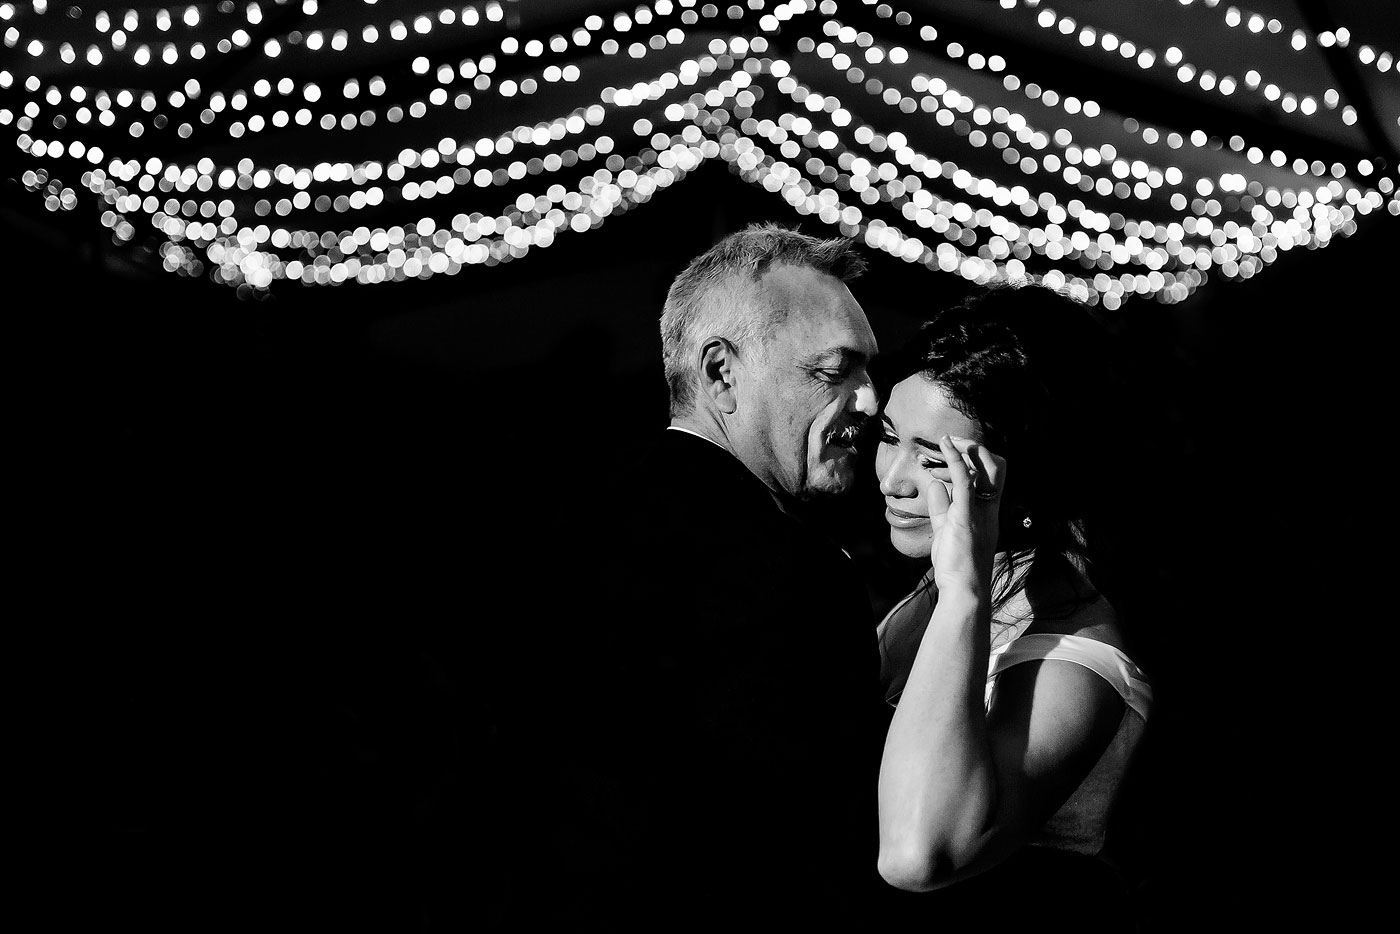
[879, 420, 941, 454]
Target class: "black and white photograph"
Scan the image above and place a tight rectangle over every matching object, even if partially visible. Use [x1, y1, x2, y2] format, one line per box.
[7, 1, 1395, 930]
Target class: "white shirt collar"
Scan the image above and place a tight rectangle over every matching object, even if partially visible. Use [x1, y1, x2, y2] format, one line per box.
[666, 424, 730, 452]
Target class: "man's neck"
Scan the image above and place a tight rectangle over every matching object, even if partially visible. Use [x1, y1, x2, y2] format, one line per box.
[667, 416, 800, 517]
[667, 414, 733, 456]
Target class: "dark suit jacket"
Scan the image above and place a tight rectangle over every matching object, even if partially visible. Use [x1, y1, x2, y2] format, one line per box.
[538, 428, 887, 928]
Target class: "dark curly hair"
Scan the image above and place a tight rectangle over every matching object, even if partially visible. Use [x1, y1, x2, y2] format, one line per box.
[877, 281, 1110, 618]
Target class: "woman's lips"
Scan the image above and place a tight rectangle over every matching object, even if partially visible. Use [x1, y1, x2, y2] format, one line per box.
[885, 505, 930, 529]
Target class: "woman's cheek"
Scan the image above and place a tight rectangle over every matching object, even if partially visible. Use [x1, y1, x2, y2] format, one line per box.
[927, 478, 953, 515]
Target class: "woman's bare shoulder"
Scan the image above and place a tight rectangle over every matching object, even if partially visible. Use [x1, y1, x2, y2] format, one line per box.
[1032, 591, 1125, 651]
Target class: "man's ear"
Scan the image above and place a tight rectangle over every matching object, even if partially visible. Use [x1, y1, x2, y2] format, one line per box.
[698, 337, 739, 414]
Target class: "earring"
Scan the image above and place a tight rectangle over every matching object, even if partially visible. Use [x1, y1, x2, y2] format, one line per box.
[1022, 516, 1033, 529]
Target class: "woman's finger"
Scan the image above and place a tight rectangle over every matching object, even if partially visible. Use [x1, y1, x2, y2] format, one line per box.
[965, 442, 1004, 497]
[936, 434, 973, 509]
[921, 467, 952, 515]
[946, 436, 1004, 502]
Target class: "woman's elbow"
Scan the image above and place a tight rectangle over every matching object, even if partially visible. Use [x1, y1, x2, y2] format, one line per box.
[878, 827, 992, 892]
[876, 845, 942, 893]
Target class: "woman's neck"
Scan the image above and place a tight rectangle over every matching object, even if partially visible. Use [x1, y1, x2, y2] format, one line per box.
[989, 550, 1099, 634]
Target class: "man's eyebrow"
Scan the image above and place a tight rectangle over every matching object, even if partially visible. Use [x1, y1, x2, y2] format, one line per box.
[800, 348, 870, 368]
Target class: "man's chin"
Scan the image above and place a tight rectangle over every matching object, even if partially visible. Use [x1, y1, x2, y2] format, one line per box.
[803, 458, 858, 498]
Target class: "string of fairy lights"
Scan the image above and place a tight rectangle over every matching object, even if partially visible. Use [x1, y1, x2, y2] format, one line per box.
[1159, 0, 1395, 78]
[2, 0, 1396, 304]
[992, 0, 1366, 127]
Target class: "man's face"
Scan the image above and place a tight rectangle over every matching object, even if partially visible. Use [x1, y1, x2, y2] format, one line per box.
[735, 263, 879, 501]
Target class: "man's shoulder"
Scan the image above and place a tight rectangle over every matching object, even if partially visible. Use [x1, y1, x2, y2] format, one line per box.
[609, 427, 726, 476]
[620, 429, 769, 511]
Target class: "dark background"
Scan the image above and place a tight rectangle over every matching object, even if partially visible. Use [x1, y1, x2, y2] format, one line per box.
[10, 156, 1388, 929]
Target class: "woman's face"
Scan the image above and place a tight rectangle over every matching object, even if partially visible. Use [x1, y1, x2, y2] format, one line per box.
[874, 376, 986, 558]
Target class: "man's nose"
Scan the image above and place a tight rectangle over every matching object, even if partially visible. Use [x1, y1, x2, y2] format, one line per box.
[851, 376, 879, 417]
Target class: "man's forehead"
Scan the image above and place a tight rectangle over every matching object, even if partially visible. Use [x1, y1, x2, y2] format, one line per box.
[749, 263, 873, 353]
[758, 265, 869, 316]
[791, 301, 878, 352]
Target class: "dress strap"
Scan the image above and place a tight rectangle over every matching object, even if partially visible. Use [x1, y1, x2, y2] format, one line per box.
[991, 634, 1153, 720]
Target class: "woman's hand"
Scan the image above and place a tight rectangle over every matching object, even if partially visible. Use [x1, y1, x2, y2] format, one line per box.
[926, 435, 1005, 597]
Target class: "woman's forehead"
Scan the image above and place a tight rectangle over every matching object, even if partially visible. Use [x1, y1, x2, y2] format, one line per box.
[887, 379, 983, 436]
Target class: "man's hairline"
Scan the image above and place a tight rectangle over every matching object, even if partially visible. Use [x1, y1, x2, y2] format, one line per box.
[673, 257, 866, 417]
[750, 257, 862, 329]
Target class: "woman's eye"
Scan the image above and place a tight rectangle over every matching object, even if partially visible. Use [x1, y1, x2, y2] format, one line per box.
[918, 457, 947, 471]
[878, 431, 898, 445]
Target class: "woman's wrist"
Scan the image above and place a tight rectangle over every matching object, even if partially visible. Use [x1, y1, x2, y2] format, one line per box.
[932, 582, 991, 608]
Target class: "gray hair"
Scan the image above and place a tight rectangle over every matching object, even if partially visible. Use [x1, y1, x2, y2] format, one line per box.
[659, 223, 867, 417]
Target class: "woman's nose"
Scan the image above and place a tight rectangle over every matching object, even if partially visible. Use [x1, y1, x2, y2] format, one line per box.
[879, 455, 917, 498]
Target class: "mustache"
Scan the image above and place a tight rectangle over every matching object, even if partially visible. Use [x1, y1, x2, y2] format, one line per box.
[826, 417, 872, 445]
